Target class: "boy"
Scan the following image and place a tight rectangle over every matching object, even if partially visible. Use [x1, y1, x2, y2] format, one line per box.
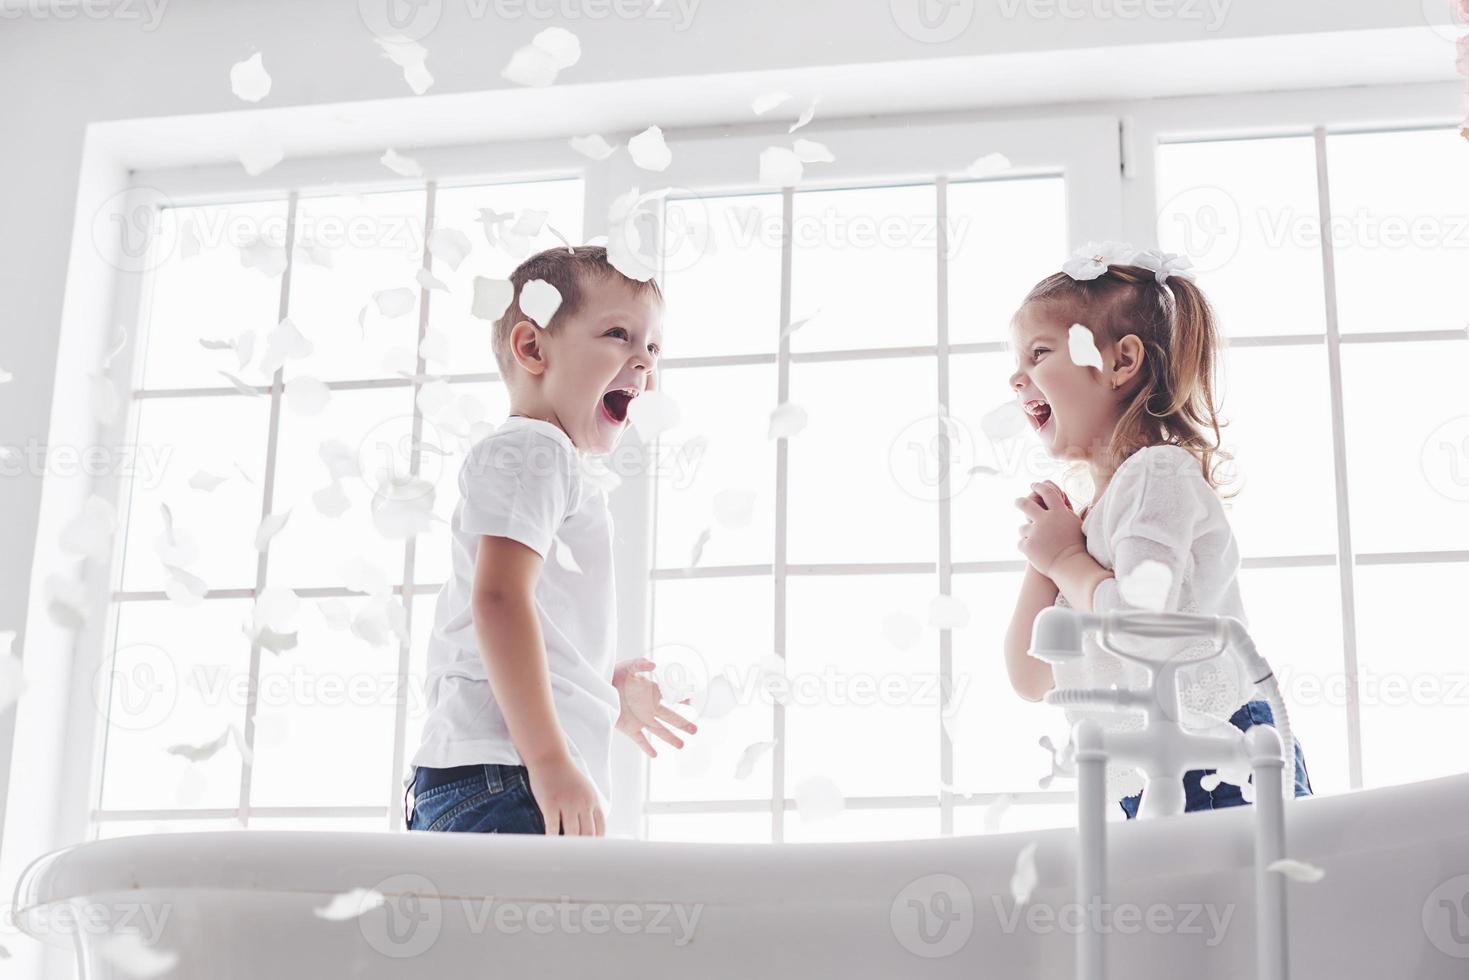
[405, 245, 696, 836]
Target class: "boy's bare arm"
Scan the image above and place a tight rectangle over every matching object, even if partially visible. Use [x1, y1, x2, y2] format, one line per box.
[471, 534, 603, 835]
[1004, 564, 1059, 702]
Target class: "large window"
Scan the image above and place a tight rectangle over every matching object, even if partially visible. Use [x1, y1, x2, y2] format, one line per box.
[94, 176, 583, 838]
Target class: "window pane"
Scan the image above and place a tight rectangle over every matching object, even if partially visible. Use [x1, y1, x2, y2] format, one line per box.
[790, 184, 937, 352]
[785, 575, 939, 798]
[1341, 339, 1469, 554]
[1328, 129, 1466, 334]
[1237, 564, 1350, 796]
[947, 175, 1069, 347]
[120, 395, 269, 593]
[648, 576, 774, 804]
[100, 598, 253, 811]
[249, 595, 403, 808]
[414, 380, 511, 589]
[1156, 137, 1325, 338]
[784, 806, 938, 842]
[948, 350, 1067, 565]
[953, 800, 1077, 836]
[660, 192, 783, 359]
[267, 386, 417, 589]
[1217, 343, 1338, 557]
[645, 811, 771, 843]
[652, 363, 776, 570]
[142, 201, 288, 390]
[94, 819, 241, 840]
[429, 179, 585, 377]
[950, 573, 1074, 795]
[288, 189, 427, 383]
[787, 357, 938, 565]
[1355, 562, 1469, 788]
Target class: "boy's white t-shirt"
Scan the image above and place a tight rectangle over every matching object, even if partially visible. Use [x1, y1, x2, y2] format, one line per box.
[408, 416, 620, 813]
[1051, 443, 1259, 800]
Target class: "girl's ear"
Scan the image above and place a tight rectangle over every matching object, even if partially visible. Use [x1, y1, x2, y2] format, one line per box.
[509, 320, 547, 376]
[1111, 333, 1146, 386]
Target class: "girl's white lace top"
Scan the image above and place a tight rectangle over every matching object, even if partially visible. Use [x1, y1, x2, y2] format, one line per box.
[1052, 444, 1259, 801]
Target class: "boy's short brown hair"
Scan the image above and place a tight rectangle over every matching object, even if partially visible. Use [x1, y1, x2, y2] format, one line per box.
[493, 245, 663, 377]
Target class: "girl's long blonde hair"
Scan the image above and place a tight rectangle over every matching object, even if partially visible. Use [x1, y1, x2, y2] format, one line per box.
[1019, 263, 1238, 500]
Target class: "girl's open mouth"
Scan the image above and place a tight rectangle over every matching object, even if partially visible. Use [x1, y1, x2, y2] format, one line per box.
[1025, 399, 1053, 433]
[601, 387, 637, 426]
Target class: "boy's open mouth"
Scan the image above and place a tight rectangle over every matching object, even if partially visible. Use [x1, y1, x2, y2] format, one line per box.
[601, 387, 639, 425]
[1024, 398, 1053, 432]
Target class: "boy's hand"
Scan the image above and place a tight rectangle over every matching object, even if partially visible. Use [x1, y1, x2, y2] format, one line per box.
[613, 658, 698, 758]
[527, 756, 605, 836]
[1015, 481, 1087, 577]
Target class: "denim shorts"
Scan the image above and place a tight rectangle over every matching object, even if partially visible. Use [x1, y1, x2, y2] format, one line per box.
[406, 763, 548, 834]
[1119, 699, 1314, 819]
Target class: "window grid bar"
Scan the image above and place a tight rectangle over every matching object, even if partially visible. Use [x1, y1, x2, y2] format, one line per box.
[126, 328, 1466, 403]
[388, 180, 438, 831]
[110, 582, 444, 603]
[1313, 126, 1365, 791]
[237, 191, 300, 827]
[935, 176, 955, 836]
[771, 186, 794, 843]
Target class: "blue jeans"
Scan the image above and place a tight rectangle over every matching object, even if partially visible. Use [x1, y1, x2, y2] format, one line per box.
[406, 763, 548, 834]
[1119, 699, 1314, 819]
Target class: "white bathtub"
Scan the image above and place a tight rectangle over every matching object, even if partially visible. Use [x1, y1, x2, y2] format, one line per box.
[14, 772, 1469, 979]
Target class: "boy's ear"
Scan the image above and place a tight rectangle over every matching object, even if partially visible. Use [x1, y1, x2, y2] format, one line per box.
[509, 319, 548, 376]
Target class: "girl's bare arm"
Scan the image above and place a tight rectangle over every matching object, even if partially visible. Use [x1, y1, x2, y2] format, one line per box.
[1004, 563, 1059, 702]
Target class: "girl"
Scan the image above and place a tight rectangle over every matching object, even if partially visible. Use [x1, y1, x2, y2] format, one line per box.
[1001, 248, 1312, 817]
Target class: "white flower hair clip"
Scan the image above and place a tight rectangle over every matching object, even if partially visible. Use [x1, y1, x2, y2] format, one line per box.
[1062, 240, 1137, 281]
[1132, 248, 1195, 285]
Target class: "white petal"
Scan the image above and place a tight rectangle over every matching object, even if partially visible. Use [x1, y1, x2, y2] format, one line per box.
[751, 91, 790, 115]
[518, 279, 563, 328]
[758, 146, 803, 187]
[1068, 323, 1105, 370]
[982, 793, 1015, 833]
[230, 51, 271, 103]
[628, 125, 672, 172]
[1010, 841, 1040, 906]
[313, 481, 350, 519]
[927, 594, 971, 630]
[99, 933, 178, 978]
[1118, 559, 1173, 612]
[780, 310, 819, 339]
[313, 887, 386, 921]
[92, 374, 122, 425]
[734, 740, 776, 779]
[239, 233, 287, 277]
[254, 510, 291, 550]
[789, 98, 819, 134]
[767, 401, 808, 440]
[46, 574, 89, 630]
[688, 527, 711, 567]
[340, 556, 392, 596]
[501, 43, 558, 87]
[427, 227, 472, 270]
[712, 488, 756, 529]
[510, 208, 549, 238]
[284, 376, 331, 416]
[163, 565, 208, 605]
[419, 328, 452, 367]
[317, 597, 353, 630]
[258, 316, 313, 374]
[415, 268, 447, 292]
[793, 138, 834, 164]
[380, 148, 423, 178]
[1267, 858, 1325, 883]
[371, 475, 436, 538]
[60, 495, 116, 561]
[882, 612, 923, 650]
[979, 400, 1026, 441]
[532, 26, 581, 71]
[239, 129, 284, 176]
[188, 469, 227, 492]
[965, 152, 1011, 178]
[471, 277, 515, 321]
[569, 134, 616, 160]
[793, 775, 844, 822]
[166, 727, 230, 763]
[319, 439, 360, 480]
[0, 634, 24, 716]
[374, 35, 433, 95]
[626, 389, 681, 438]
[251, 586, 301, 634]
[374, 287, 417, 319]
